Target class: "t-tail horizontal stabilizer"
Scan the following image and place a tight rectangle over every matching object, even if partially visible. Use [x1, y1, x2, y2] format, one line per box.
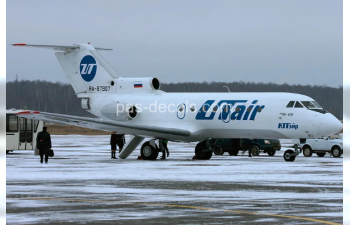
[11, 43, 119, 94]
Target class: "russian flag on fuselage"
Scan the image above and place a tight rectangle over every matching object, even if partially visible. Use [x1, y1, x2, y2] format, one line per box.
[134, 82, 142, 88]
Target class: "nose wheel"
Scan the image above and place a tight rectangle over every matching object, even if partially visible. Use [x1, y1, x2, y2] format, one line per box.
[283, 144, 301, 162]
[284, 150, 296, 162]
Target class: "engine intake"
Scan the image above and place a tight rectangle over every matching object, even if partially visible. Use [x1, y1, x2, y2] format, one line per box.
[151, 78, 160, 90]
[111, 77, 161, 94]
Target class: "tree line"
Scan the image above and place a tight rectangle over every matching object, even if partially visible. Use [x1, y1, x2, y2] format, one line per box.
[6, 80, 343, 119]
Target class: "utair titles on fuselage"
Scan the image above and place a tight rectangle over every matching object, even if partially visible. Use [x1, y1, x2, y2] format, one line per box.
[11, 43, 342, 161]
[195, 100, 264, 122]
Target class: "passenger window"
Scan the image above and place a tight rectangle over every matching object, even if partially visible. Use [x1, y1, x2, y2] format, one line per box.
[294, 101, 304, 108]
[286, 101, 295, 108]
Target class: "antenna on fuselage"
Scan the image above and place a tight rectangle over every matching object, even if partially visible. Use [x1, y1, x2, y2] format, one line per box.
[223, 86, 231, 92]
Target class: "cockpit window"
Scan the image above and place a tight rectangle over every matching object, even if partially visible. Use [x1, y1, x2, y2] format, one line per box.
[286, 101, 295, 108]
[301, 101, 317, 109]
[312, 101, 322, 108]
[294, 101, 304, 108]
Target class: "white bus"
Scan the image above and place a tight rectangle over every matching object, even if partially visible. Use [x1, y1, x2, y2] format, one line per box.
[6, 109, 44, 154]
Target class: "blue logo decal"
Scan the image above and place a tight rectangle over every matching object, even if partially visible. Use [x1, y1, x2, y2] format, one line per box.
[80, 55, 97, 82]
[278, 123, 298, 130]
[195, 100, 265, 123]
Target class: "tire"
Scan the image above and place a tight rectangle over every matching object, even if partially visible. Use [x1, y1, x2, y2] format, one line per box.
[284, 149, 296, 162]
[267, 150, 276, 156]
[316, 153, 326, 157]
[303, 146, 313, 157]
[331, 146, 342, 158]
[228, 149, 239, 156]
[250, 145, 260, 156]
[195, 142, 212, 160]
[140, 141, 158, 160]
[213, 145, 223, 155]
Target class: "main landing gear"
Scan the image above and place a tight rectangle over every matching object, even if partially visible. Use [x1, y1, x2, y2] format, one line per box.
[195, 140, 213, 160]
[283, 144, 301, 162]
[140, 140, 159, 160]
[140, 139, 214, 160]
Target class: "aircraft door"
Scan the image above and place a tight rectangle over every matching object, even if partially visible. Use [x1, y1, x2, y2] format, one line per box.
[18, 118, 33, 150]
[220, 104, 231, 123]
[177, 103, 186, 119]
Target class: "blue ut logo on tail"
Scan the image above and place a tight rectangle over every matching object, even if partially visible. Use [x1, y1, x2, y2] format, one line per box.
[80, 55, 97, 82]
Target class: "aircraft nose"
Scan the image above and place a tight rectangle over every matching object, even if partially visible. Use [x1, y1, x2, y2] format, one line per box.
[325, 114, 343, 135]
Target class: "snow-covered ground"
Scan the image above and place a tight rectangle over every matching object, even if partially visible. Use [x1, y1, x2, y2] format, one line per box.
[6, 135, 343, 224]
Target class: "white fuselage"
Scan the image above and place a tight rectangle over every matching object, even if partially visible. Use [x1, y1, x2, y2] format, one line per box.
[86, 91, 342, 142]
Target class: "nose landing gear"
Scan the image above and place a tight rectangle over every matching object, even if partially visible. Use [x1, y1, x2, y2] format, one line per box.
[284, 144, 301, 162]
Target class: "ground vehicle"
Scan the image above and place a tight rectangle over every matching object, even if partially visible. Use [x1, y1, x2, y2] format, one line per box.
[211, 138, 281, 156]
[300, 134, 343, 157]
[6, 109, 44, 154]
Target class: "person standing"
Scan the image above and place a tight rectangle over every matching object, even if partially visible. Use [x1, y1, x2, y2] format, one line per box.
[160, 139, 169, 159]
[110, 132, 118, 159]
[117, 134, 125, 153]
[36, 126, 52, 164]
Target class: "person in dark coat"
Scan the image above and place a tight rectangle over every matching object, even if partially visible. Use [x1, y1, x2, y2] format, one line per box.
[110, 132, 118, 159]
[160, 139, 169, 159]
[36, 126, 52, 164]
[116, 134, 125, 153]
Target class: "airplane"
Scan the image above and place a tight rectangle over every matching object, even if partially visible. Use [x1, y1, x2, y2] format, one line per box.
[11, 43, 343, 162]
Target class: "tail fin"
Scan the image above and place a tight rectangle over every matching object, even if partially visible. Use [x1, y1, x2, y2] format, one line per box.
[12, 43, 119, 94]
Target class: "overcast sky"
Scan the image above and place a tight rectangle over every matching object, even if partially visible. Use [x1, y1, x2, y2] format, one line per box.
[6, 0, 343, 87]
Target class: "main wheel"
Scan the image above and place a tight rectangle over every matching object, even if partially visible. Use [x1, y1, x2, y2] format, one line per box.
[316, 153, 326, 157]
[303, 146, 313, 157]
[195, 142, 212, 160]
[268, 150, 276, 156]
[331, 146, 342, 157]
[284, 149, 296, 162]
[213, 145, 223, 155]
[228, 148, 239, 156]
[140, 141, 159, 160]
[250, 145, 260, 156]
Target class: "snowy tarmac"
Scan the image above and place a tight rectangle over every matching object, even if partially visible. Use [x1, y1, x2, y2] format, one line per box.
[6, 135, 343, 224]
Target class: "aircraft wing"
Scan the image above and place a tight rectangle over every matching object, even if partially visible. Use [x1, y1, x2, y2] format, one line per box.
[15, 111, 191, 137]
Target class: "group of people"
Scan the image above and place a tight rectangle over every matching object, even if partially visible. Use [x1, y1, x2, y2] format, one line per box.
[110, 134, 169, 160]
[35, 126, 170, 163]
[35, 127, 127, 163]
[36, 127, 252, 162]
